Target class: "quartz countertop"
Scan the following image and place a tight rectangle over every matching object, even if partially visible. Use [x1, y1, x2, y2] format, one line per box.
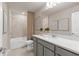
[33, 34, 79, 54]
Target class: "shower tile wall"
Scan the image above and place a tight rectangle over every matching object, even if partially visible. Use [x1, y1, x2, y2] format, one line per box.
[10, 13, 27, 38]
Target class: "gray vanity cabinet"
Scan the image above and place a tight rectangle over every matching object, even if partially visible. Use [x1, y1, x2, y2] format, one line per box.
[37, 43, 43, 56]
[33, 37, 37, 56]
[56, 54, 61, 56]
[33, 37, 43, 56]
[44, 47, 54, 56]
[33, 36, 79, 56]
[34, 37, 55, 56]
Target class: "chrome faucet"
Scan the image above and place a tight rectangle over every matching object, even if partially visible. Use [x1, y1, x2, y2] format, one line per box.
[72, 33, 79, 37]
[52, 35, 56, 37]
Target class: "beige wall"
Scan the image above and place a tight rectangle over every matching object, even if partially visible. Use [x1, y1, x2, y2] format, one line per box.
[35, 4, 79, 35]
[27, 12, 35, 40]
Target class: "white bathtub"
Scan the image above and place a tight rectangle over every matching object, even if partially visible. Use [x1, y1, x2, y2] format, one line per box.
[10, 37, 27, 49]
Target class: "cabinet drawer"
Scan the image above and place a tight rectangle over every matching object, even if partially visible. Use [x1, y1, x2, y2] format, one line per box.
[44, 47, 54, 56]
[38, 39, 54, 51]
[56, 46, 77, 56]
[43, 41, 50, 48]
[38, 39, 50, 49]
[38, 39, 45, 45]
[49, 44, 54, 51]
[33, 37, 37, 41]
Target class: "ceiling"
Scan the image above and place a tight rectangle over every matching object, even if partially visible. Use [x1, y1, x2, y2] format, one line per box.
[7, 2, 79, 14]
[39, 2, 79, 15]
[7, 2, 46, 12]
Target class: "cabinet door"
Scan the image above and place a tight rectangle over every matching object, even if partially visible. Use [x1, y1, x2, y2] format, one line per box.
[56, 54, 61, 56]
[44, 47, 54, 56]
[56, 46, 77, 56]
[33, 39, 37, 56]
[37, 43, 43, 56]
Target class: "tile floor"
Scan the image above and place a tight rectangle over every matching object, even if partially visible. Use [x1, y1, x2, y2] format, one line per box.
[7, 47, 34, 56]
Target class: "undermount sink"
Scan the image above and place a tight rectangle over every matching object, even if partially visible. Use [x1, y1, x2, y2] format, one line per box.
[38, 34, 56, 38]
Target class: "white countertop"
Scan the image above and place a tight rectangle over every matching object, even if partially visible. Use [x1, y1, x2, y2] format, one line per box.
[33, 35, 79, 54]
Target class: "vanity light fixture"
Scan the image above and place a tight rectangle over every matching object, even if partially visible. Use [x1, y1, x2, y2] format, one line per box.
[46, 2, 62, 8]
[46, 2, 53, 8]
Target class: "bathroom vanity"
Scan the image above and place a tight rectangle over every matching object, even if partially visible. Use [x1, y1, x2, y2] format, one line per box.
[32, 35, 79, 56]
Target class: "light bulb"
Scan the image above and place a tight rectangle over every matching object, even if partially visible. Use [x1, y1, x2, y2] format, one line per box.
[22, 12, 25, 14]
[46, 2, 53, 8]
[53, 3, 57, 6]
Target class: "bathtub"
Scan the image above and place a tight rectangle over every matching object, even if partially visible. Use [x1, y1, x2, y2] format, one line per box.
[10, 37, 27, 49]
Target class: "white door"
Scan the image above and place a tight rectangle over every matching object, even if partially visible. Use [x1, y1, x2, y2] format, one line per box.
[72, 11, 79, 35]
